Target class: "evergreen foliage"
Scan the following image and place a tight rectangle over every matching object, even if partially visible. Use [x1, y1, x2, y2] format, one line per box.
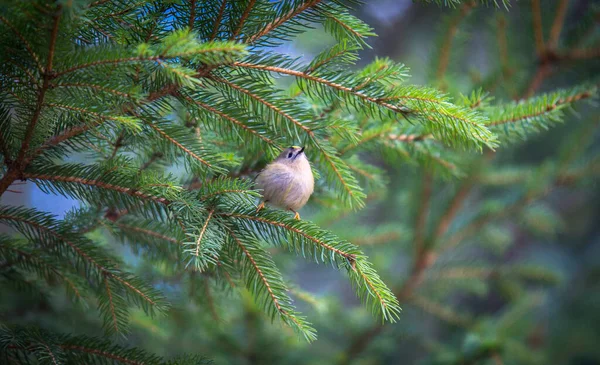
[0, 0, 598, 364]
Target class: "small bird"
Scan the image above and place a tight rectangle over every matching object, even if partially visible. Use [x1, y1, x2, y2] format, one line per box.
[255, 146, 314, 220]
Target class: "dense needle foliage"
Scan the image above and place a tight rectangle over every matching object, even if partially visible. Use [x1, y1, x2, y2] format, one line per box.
[0, 0, 598, 364]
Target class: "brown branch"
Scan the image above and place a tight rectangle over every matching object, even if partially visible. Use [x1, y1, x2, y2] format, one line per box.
[53, 46, 236, 79]
[112, 221, 179, 244]
[184, 96, 276, 145]
[139, 152, 163, 171]
[231, 0, 257, 40]
[496, 15, 509, 74]
[245, 0, 323, 44]
[5, 56, 40, 87]
[188, 0, 196, 30]
[2, 244, 82, 299]
[212, 76, 313, 134]
[103, 277, 119, 333]
[548, 0, 570, 49]
[0, 6, 62, 196]
[305, 46, 349, 75]
[523, 62, 552, 98]
[146, 121, 213, 168]
[233, 62, 408, 114]
[22, 172, 171, 205]
[491, 89, 593, 125]
[227, 228, 307, 331]
[194, 210, 214, 258]
[388, 133, 432, 143]
[436, 2, 475, 84]
[53, 83, 132, 98]
[209, 0, 227, 41]
[229, 229, 283, 313]
[224, 212, 357, 261]
[0, 15, 43, 72]
[531, 0, 545, 57]
[25, 121, 101, 165]
[433, 179, 474, 240]
[60, 345, 144, 365]
[563, 47, 600, 60]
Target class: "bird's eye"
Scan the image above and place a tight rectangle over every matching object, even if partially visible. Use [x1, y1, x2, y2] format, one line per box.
[287, 152, 293, 158]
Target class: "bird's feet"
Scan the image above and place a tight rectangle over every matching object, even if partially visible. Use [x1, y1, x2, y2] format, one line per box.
[290, 209, 300, 220]
[256, 201, 265, 212]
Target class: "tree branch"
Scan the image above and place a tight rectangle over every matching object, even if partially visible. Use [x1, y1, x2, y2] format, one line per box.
[531, 0, 545, 57]
[231, 0, 257, 40]
[436, 2, 475, 85]
[0, 15, 43, 72]
[22, 172, 171, 205]
[548, 0, 570, 49]
[0, 6, 62, 196]
[209, 0, 227, 41]
[244, 0, 323, 44]
[233, 62, 408, 114]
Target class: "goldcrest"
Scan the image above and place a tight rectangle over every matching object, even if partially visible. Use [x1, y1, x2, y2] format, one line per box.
[255, 146, 314, 220]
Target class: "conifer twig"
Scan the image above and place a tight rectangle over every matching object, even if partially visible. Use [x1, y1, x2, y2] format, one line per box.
[231, 0, 257, 40]
[436, 2, 475, 84]
[22, 173, 171, 205]
[244, 0, 323, 44]
[0, 15, 43, 73]
[209, 0, 227, 41]
[188, 0, 196, 30]
[0, 6, 62, 196]
[548, 0, 570, 49]
[233, 62, 409, 114]
[531, 0, 545, 57]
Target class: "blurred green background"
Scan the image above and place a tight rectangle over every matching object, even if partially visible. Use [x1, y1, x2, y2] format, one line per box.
[1, 1, 599, 364]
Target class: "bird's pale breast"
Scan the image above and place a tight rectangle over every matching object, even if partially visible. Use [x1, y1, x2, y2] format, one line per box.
[256, 161, 314, 211]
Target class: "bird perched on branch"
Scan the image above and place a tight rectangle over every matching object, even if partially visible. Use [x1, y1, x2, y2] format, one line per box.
[255, 146, 314, 220]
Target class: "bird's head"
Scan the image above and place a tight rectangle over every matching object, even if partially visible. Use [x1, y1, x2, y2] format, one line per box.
[275, 146, 308, 167]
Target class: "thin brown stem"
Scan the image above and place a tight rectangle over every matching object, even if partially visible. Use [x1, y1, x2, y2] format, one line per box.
[0, 15, 43, 72]
[188, 0, 196, 30]
[209, 0, 227, 41]
[23, 172, 171, 205]
[531, 0, 545, 57]
[60, 345, 144, 365]
[433, 179, 473, 240]
[0, 6, 62, 196]
[548, 0, 570, 49]
[436, 2, 475, 84]
[194, 210, 214, 258]
[245, 0, 323, 44]
[231, 0, 257, 40]
[233, 62, 408, 115]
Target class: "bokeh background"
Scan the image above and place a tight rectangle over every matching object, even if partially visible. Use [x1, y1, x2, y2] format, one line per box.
[2, 1, 599, 364]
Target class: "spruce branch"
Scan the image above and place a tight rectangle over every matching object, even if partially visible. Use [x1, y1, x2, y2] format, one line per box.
[0, 15, 43, 73]
[244, 0, 324, 44]
[231, 0, 258, 40]
[531, 0, 545, 57]
[209, 0, 228, 41]
[232, 61, 409, 114]
[435, 1, 476, 84]
[23, 172, 171, 206]
[0, 4, 62, 195]
[0, 236, 85, 301]
[548, 0, 570, 49]
[225, 228, 317, 341]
